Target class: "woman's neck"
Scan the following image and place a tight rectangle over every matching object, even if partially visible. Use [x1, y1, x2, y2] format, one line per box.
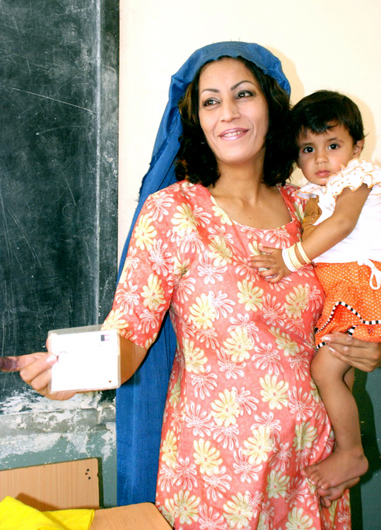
[206, 161, 292, 230]
[210, 164, 266, 203]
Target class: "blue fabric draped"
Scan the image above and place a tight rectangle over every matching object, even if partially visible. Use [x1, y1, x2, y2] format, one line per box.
[115, 41, 291, 506]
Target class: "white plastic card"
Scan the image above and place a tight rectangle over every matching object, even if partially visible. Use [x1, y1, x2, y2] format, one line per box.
[49, 325, 121, 392]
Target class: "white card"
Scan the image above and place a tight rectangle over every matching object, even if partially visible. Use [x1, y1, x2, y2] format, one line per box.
[49, 325, 121, 392]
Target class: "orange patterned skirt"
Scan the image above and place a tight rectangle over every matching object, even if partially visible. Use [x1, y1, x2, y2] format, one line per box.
[315, 260, 381, 346]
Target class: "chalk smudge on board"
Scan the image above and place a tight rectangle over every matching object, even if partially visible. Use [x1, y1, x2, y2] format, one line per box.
[0, 389, 115, 462]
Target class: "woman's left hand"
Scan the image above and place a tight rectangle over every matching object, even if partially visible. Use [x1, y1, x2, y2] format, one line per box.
[324, 333, 381, 372]
[249, 246, 290, 283]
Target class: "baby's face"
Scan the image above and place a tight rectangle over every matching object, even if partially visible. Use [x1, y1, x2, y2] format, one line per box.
[296, 124, 363, 186]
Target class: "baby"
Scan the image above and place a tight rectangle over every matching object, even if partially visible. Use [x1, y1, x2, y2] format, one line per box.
[251, 90, 381, 490]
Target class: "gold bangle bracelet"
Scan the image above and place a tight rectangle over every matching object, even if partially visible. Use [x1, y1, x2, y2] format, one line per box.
[289, 245, 304, 270]
[296, 241, 311, 265]
[283, 244, 304, 271]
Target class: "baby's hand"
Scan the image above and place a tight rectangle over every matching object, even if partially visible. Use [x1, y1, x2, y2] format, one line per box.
[249, 245, 291, 283]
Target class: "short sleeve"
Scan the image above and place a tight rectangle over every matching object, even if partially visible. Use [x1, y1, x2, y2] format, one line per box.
[103, 192, 176, 350]
[298, 159, 381, 210]
[328, 158, 381, 199]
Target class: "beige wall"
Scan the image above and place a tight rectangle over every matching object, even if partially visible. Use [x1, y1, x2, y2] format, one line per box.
[119, 0, 381, 253]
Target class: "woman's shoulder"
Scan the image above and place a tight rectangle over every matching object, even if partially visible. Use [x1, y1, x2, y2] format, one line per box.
[140, 181, 209, 222]
[281, 182, 300, 192]
[278, 183, 306, 221]
[279, 182, 304, 201]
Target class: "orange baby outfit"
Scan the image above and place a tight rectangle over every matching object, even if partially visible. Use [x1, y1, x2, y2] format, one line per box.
[315, 261, 381, 345]
[300, 158, 381, 348]
[105, 181, 351, 529]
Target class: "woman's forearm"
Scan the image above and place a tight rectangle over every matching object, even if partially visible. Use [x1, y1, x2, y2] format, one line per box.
[119, 335, 148, 384]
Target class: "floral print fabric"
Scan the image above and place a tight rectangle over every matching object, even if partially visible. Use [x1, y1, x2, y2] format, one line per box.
[105, 181, 351, 529]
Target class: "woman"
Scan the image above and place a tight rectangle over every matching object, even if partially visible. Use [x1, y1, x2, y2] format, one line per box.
[3, 42, 381, 529]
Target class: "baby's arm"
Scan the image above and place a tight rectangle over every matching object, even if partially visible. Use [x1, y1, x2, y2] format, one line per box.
[250, 184, 370, 282]
[300, 183, 370, 261]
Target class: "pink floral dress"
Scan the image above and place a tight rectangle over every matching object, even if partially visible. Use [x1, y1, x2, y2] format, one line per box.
[105, 181, 351, 530]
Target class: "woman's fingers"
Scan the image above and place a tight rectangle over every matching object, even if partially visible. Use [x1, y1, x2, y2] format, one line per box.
[0, 357, 20, 371]
[0, 353, 51, 372]
[23, 354, 75, 400]
[324, 333, 381, 372]
[19, 354, 56, 388]
[1, 353, 60, 397]
[1, 352, 76, 401]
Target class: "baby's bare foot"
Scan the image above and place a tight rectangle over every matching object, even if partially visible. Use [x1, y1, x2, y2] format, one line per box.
[318, 476, 360, 508]
[302, 448, 368, 490]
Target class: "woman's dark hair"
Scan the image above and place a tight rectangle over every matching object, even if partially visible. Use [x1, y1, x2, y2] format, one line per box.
[175, 56, 291, 187]
[287, 90, 365, 168]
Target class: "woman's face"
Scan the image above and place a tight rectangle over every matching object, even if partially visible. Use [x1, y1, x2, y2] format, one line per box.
[198, 57, 269, 173]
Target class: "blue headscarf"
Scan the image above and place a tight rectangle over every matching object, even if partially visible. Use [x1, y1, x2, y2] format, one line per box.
[116, 41, 291, 506]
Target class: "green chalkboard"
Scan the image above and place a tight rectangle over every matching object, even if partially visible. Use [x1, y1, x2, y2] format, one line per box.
[0, 0, 118, 400]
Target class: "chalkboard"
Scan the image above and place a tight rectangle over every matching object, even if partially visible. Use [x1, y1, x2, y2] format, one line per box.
[0, 0, 119, 399]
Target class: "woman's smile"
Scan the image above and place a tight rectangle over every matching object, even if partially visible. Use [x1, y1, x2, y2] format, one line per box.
[198, 57, 269, 171]
[219, 127, 249, 140]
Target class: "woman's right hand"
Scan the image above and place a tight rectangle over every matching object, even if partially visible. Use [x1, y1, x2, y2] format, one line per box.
[0, 353, 76, 401]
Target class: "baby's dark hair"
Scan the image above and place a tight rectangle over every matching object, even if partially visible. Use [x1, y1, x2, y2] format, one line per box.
[287, 90, 365, 167]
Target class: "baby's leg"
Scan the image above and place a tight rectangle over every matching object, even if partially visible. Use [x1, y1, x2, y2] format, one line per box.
[302, 345, 368, 489]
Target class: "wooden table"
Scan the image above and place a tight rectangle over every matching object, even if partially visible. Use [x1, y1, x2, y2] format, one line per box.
[91, 502, 171, 529]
